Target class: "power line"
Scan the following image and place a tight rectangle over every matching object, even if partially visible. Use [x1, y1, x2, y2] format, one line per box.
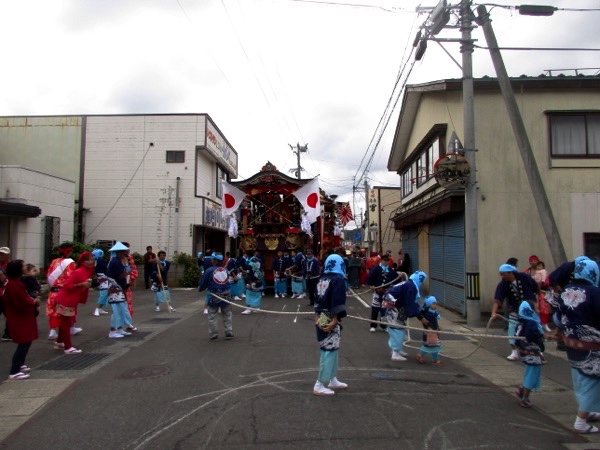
[473, 44, 600, 51]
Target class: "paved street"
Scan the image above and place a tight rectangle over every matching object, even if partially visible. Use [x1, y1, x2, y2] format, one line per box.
[0, 287, 597, 449]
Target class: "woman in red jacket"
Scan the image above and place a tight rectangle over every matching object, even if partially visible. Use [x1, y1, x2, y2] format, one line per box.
[55, 252, 94, 354]
[3, 259, 39, 380]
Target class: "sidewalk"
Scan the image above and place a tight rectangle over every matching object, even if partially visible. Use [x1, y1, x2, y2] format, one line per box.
[434, 305, 599, 449]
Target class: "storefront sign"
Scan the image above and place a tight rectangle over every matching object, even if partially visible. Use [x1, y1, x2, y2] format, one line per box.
[203, 199, 227, 230]
[205, 119, 238, 178]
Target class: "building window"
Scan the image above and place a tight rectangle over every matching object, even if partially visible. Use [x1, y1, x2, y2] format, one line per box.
[549, 113, 600, 157]
[584, 233, 600, 263]
[216, 166, 226, 199]
[415, 137, 440, 187]
[166, 151, 185, 163]
[401, 166, 413, 198]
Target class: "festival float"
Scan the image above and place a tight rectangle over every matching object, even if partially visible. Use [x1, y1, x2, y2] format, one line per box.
[221, 162, 343, 286]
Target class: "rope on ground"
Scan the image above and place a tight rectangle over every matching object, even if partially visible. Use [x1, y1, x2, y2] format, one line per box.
[209, 292, 525, 354]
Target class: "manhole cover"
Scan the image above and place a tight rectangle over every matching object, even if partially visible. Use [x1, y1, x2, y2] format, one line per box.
[143, 317, 181, 324]
[37, 352, 111, 371]
[119, 365, 171, 380]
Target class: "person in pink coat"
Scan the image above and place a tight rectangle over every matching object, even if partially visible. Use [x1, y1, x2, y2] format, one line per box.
[3, 259, 39, 380]
[54, 252, 94, 354]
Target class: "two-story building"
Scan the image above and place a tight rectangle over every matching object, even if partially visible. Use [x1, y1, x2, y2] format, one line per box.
[388, 76, 600, 315]
[0, 114, 238, 266]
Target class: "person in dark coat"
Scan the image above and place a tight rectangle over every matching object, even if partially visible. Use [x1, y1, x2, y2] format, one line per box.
[3, 260, 39, 380]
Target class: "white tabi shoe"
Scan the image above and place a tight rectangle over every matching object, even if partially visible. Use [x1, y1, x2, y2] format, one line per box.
[313, 381, 335, 396]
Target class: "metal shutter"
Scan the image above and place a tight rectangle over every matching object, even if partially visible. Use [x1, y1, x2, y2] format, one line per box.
[429, 213, 465, 314]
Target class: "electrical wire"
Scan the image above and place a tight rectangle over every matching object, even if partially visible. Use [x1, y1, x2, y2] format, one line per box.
[473, 44, 600, 51]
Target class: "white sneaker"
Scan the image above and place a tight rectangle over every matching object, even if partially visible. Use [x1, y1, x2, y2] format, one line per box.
[93, 308, 100, 317]
[155, 306, 161, 312]
[507, 353, 519, 361]
[233, 296, 242, 301]
[203, 308, 208, 315]
[399, 351, 408, 357]
[48, 329, 58, 340]
[241, 294, 246, 299]
[391, 351, 407, 361]
[241, 309, 252, 315]
[274, 294, 279, 298]
[328, 377, 348, 390]
[70, 327, 83, 336]
[64, 347, 82, 354]
[100, 309, 108, 315]
[298, 293, 305, 299]
[108, 331, 124, 338]
[313, 381, 335, 396]
[369, 327, 376, 333]
[282, 294, 287, 298]
[117, 330, 132, 336]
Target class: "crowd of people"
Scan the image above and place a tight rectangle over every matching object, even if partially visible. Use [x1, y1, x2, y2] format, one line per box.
[489, 253, 600, 434]
[0, 241, 174, 380]
[2, 241, 600, 435]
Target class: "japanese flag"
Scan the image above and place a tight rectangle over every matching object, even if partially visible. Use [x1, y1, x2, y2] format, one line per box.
[293, 177, 321, 224]
[221, 181, 247, 216]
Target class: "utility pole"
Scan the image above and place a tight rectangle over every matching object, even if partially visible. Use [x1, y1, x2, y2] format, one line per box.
[289, 143, 308, 179]
[476, 5, 567, 267]
[461, 0, 481, 327]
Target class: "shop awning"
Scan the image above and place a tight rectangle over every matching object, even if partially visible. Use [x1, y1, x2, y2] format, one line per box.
[0, 201, 42, 218]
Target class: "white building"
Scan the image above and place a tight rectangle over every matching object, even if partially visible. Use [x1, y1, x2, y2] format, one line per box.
[0, 114, 238, 265]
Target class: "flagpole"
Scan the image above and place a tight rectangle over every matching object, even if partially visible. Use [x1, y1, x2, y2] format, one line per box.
[320, 204, 324, 260]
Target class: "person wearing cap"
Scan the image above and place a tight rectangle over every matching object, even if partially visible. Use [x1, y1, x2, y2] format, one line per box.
[46, 243, 78, 340]
[92, 249, 110, 316]
[366, 253, 393, 333]
[143, 246, 156, 290]
[0, 247, 12, 341]
[198, 252, 233, 341]
[550, 257, 600, 433]
[106, 241, 134, 338]
[491, 263, 539, 361]
[381, 271, 429, 361]
[312, 253, 348, 396]
[303, 248, 320, 307]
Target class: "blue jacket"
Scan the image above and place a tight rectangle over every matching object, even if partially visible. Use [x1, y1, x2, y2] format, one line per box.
[198, 266, 231, 306]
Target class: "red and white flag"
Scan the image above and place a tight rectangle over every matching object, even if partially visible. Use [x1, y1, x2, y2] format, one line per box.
[221, 181, 247, 216]
[336, 202, 354, 226]
[292, 177, 321, 224]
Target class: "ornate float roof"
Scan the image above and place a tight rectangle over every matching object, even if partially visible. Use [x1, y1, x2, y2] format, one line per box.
[231, 161, 312, 196]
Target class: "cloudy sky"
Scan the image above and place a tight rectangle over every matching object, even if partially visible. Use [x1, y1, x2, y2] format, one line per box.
[0, 0, 598, 224]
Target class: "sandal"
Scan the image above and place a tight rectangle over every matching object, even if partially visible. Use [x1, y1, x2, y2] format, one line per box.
[576, 424, 599, 434]
[415, 354, 426, 364]
[588, 412, 600, 422]
[431, 360, 443, 366]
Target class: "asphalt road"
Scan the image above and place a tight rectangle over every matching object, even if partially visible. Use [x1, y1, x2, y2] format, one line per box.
[0, 287, 592, 449]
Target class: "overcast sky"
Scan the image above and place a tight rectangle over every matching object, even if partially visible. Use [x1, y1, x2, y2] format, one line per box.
[0, 0, 598, 224]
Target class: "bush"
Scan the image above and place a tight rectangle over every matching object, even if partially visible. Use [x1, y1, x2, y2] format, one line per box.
[173, 252, 201, 287]
[51, 241, 94, 261]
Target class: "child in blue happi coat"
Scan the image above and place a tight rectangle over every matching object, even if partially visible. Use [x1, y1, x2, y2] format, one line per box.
[416, 296, 443, 365]
[514, 299, 546, 408]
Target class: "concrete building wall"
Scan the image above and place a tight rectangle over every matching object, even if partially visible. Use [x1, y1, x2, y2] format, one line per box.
[82, 114, 223, 256]
[0, 116, 83, 196]
[401, 85, 600, 311]
[0, 165, 75, 267]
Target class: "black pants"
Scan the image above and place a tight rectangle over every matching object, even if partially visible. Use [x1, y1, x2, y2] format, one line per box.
[306, 278, 318, 306]
[10, 341, 32, 375]
[370, 306, 386, 329]
[144, 265, 152, 289]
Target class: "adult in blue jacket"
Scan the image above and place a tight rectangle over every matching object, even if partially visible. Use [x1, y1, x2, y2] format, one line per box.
[198, 253, 233, 341]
